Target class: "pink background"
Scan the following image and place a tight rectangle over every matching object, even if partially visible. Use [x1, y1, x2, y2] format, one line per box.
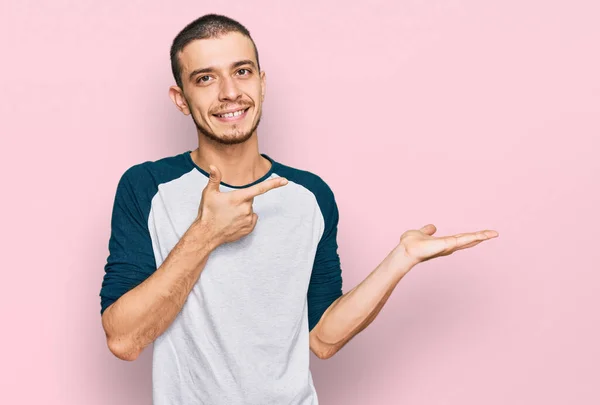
[1, 0, 599, 404]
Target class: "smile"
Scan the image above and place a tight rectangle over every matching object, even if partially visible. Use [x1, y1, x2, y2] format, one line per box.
[213, 108, 249, 122]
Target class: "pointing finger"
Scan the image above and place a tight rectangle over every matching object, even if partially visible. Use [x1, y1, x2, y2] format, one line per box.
[237, 177, 288, 201]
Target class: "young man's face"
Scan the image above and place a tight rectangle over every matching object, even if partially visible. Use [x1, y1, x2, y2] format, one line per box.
[170, 32, 265, 145]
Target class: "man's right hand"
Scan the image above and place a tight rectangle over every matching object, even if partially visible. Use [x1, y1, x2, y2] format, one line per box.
[102, 164, 288, 361]
[195, 165, 288, 246]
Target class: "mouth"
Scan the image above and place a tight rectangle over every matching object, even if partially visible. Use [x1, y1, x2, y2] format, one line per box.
[212, 107, 250, 122]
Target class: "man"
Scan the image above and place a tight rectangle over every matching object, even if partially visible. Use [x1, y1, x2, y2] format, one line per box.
[99, 14, 498, 405]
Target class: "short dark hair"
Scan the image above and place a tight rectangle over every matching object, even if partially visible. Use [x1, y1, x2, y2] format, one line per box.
[170, 14, 261, 89]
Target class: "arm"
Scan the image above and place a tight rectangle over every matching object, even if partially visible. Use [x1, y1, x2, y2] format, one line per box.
[309, 247, 415, 359]
[309, 224, 498, 359]
[101, 221, 215, 361]
[100, 164, 288, 361]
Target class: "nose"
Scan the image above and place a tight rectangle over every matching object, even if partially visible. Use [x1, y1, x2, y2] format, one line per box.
[218, 76, 242, 102]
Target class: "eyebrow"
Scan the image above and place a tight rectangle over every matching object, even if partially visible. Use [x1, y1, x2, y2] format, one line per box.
[188, 59, 258, 81]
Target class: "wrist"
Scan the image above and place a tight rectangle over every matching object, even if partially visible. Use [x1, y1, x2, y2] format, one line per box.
[389, 244, 420, 274]
[184, 220, 220, 254]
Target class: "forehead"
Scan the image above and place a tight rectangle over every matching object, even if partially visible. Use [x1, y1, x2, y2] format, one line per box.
[178, 32, 257, 74]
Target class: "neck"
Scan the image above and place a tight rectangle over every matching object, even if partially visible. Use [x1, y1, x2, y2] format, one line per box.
[191, 132, 271, 187]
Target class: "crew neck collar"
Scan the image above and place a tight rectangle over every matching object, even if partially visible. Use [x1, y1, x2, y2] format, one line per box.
[184, 150, 278, 189]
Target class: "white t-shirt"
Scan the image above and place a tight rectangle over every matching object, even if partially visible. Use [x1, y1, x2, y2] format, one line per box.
[100, 150, 344, 405]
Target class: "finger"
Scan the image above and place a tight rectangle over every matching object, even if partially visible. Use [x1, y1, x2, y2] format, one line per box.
[419, 224, 437, 236]
[249, 212, 259, 231]
[455, 239, 483, 251]
[449, 230, 498, 249]
[205, 165, 222, 193]
[452, 233, 498, 252]
[238, 177, 288, 201]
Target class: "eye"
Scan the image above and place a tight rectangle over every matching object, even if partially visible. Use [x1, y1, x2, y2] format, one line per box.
[196, 75, 212, 84]
[237, 68, 251, 76]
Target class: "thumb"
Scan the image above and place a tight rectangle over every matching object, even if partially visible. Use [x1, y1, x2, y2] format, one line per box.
[419, 224, 437, 235]
[205, 165, 222, 192]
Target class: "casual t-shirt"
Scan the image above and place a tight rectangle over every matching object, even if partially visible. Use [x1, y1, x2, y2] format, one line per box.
[99, 150, 344, 405]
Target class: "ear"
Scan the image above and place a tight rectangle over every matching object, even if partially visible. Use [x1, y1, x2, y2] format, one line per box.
[260, 70, 266, 102]
[169, 86, 191, 115]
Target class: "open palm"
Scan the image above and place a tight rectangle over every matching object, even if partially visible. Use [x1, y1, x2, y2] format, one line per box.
[399, 224, 499, 264]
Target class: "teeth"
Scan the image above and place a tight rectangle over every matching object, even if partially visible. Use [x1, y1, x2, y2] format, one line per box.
[218, 109, 245, 118]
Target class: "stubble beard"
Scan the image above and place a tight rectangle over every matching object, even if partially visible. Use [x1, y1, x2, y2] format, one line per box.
[191, 108, 262, 146]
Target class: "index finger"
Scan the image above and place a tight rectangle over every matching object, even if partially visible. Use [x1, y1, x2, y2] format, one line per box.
[237, 177, 288, 201]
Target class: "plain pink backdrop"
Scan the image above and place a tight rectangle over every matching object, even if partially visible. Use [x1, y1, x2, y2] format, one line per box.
[1, 1, 598, 404]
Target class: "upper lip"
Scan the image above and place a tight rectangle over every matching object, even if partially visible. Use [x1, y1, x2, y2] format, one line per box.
[214, 107, 249, 115]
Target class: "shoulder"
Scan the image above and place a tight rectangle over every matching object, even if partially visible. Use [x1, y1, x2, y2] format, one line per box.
[116, 151, 194, 194]
[271, 158, 339, 225]
[272, 159, 336, 202]
[110, 152, 194, 215]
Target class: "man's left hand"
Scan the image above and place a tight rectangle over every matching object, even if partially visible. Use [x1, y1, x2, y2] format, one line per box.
[395, 224, 499, 266]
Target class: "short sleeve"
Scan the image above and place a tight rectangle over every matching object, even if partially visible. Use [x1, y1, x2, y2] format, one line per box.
[99, 165, 158, 315]
[307, 183, 344, 331]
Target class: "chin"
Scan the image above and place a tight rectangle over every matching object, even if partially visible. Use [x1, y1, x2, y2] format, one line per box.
[207, 129, 254, 145]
